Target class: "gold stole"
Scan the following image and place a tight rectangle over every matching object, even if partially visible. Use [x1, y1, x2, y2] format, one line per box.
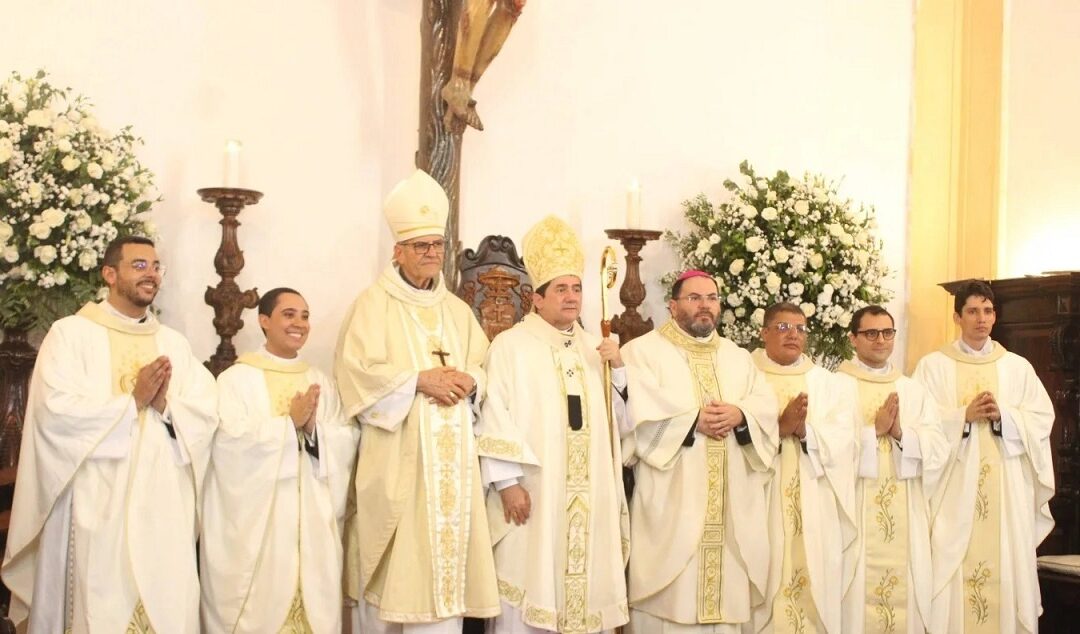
[658, 321, 728, 624]
[947, 344, 1004, 632]
[753, 353, 819, 634]
[75, 303, 161, 633]
[239, 353, 315, 632]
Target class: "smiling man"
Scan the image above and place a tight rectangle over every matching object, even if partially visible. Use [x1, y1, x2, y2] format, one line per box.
[335, 170, 498, 633]
[750, 302, 855, 634]
[2, 236, 218, 633]
[834, 305, 948, 634]
[620, 270, 776, 633]
[201, 287, 360, 632]
[913, 280, 1055, 634]
[476, 215, 630, 633]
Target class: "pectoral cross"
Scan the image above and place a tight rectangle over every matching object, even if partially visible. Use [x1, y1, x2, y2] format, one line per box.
[432, 348, 451, 366]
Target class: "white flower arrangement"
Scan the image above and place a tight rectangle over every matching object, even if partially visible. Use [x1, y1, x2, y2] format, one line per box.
[0, 70, 159, 330]
[666, 161, 892, 367]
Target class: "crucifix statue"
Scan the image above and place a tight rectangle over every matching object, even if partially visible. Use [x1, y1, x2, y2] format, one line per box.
[417, 0, 526, 288]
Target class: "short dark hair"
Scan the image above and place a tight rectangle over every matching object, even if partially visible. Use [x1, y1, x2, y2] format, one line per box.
[953, 279, 994, 314]
[850, 305, 894, 334]
[258, 287, 302, 317]
[671, 275, 719, 300]
[763, 302, 804, 328]
[102, 235, 155, 268]
[534, 281, 550, 297]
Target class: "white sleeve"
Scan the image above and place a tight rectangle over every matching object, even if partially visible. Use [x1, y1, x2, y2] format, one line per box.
[155, 405, 191, 466]
[359, 373, 418, 431]
[803, 425, 825, 478]
[611, 367, 632, 435]
[90, 400, 136, 459]
[999, 411, 1025, 458]
[897, 430, 922, 480]
[481, 456, 524, 487]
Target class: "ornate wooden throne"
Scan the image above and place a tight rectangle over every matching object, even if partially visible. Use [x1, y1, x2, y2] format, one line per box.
[456, 235, 532, 341]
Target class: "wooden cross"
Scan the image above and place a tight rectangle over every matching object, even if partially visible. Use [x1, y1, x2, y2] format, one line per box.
[432, 349, 451, 366]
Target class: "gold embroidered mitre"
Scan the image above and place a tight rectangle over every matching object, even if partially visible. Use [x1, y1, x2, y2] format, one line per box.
[521, 215, 584, 289]
[383, 169, 449, 242]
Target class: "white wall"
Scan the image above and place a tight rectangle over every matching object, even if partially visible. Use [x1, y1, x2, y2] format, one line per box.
[2, 1, 916, 370]
[1000, 0, 1080, 278]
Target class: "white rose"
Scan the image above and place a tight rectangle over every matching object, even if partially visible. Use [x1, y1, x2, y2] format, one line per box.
[809, 253, 824, 269]
[751, 308, 766, 326]
[61, 155, 80, 172]
[68, 189, 84, 205]
[817, 285, 835, 306]
[73, 211, 92, 232]
[11, 97, 27, 113]
[34, 245, 57, 264]
[86, 162, 103, 179]
[839, 232, 854, 247]
[79, 116, 100, 135]
[765, 272, 782, 294]
[773, 247, 790, 264]
[3, 246, 19, 263]
[728, 258, 745, 275]
[695, 238, 712, 258]
[100, 151, 117, 170]
[54, 270, 69, 286]
[721, 310, 737, 325]
[755, 179, 768, 191]
[51, 117, 74, 137]
[29, 222, 51, 240]
[709, 233, 720, 245]
[740, 205, 758, 219]
[0, 138, 12, 164]
[726, 293, 743, 307]
[26, 182, 43, 200]
[761, 207, 778, 221]
[788, 282, 805, 296]
[0, 120, 8, 133]
[765, 190, 777, 202]
[800, 302, 816, 317]
[748, 276, 761, 289]
[828, 223, 843, 237]
[837, 311, 852, 328]
[78, 249, 98, 270]
[794, 200, 810, 215]
[141, 220, 157, 236]
[54, 138, 73, 154]
[855, 250, 870, 267]
[0, 221, 13, 243]
[24, 108, 51, 127]
[735, 307, 746, 318]
[745, 236, 765, 253]
[107, 202, 129, 222]
[41, 208, 66, 228]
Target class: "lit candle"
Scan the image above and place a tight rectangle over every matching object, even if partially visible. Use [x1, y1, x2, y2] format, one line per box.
[626, 179, 642, 228]
[223, 140, 243, 187]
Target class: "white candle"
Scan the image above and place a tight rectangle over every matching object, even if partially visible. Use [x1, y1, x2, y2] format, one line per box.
[626, 179, 642, 228]
[223, 140, 243, 187]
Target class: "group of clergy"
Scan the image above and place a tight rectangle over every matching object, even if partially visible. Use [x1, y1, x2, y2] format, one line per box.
[0, 168, 1055, 634]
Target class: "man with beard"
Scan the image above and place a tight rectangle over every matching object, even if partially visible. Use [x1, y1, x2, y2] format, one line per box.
[913, 281, 1054, 634]
[621, 270, 776, 633]
[2, 236, 218, 633]
[834, 305, 948, 634]
[750, 302, 855, 634]
[335, 170, 498, 633]
[476, 215, 630, 633]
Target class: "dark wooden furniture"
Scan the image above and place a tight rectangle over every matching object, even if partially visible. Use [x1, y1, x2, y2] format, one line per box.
[604, 229, 662, 345]
[456, 235, 532, 341]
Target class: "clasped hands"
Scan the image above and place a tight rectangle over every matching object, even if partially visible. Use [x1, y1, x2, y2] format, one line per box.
[695, 399, 744, 440]
[417, 366, 475, 407]
[874, 392, 903, 440]
[132, 356, 171, 415]
[289, 384, 320, 436]
[778, 393, 808, 439]
[965, 390, 1001, 424]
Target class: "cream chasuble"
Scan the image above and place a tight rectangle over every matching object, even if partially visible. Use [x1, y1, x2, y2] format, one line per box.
[834, 362, 947, 634]
[334, 265, 499, 622]
[476, 313, 630, 633]
[2, 302, 217, 633]
[914, 342, 1054, 634]
[621, 323, 777, 631]
[752, 350, 855, 634]
[200, 351, 359, 633]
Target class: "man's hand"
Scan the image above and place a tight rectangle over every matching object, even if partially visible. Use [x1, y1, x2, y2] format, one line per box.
[290, 385, 319, 430]
[696, 400, 745, 439]
[965, 391, 1000, 423]
[303, 385, 320, 435]
[596, 339, 624, 369]
[499, 484, 531, 525]
[149, 360, 172, 415]
[132, 357, 170, 411]
[874, 392, 899, 437]
[418, 367, 475, 407]
[779, 393, 808, 439]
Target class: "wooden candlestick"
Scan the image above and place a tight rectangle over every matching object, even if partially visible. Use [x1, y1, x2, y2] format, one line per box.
[198, 187, 262, 377]
[604, 229, 663, 345]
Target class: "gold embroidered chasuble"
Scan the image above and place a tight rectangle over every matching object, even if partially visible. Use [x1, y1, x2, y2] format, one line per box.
[334, 265, 498, 622]
[476, 314, 630, 633]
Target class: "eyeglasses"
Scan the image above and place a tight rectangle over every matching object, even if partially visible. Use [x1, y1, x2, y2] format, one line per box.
[674, 294, 720, 304]
[123, 259, 166, 276]
[401, 239, 446, 255]
[855, 328, 897, 341]
[770, 322, 808, 335]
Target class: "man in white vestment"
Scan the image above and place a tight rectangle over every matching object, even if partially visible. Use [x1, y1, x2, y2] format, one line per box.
[751, 302, 855, 634]
[201, 287, 360, 632]
[621, 269, 777, 634]
[834, 305, 948, 634]
[913, 280, 1055, 634]
[1, 236, 218, 633]
[335, 169, 499, 633]
[476, 215, 630, 634]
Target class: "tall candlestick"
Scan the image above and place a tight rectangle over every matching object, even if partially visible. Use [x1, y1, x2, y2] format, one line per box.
[626, 179, 642, 229]
[223, 140, 243, 187]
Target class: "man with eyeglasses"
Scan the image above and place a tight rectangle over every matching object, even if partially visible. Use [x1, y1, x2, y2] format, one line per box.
[335, 170, 498, 633]
[2, 235, 218, 632]
[834, 305, 948, 634]
[912, 280, 1054, 634]
[750, 302, 855, 634]
[475, 215, 630, 633]
[620, 269, 776, 633]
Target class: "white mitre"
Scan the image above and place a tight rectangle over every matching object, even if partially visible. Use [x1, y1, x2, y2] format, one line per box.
[383, 169, 449, 242]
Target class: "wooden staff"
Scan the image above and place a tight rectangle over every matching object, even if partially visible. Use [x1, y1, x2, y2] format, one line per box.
[600, 246, 619, 462]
